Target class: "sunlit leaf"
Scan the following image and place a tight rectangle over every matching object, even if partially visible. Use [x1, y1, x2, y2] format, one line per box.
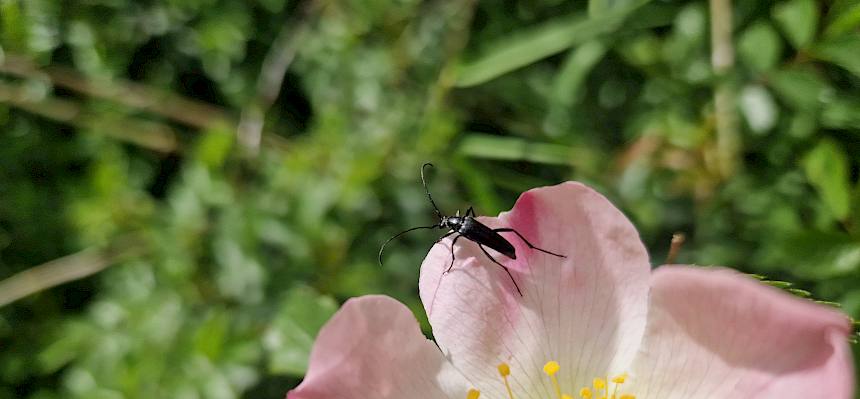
[552, 40, 608, 106]
[802, 139, 852, 221]
[0, 1, 28, 50]
[457, 133, 582, 166]
[454, 0, 660, 87]
[772, 0, 818, 49]
[738, 21, 783, 72]
[455, 12, 609, 87]
[823, 0, 860, 38]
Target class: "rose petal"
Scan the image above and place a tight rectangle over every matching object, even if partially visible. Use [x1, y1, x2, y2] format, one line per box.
[287, 295, 470, 399]
[419, 182, 651, 396]
[627, 266, 854, 398]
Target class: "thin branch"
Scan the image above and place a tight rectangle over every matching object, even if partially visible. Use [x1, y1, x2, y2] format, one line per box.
[665, 232, 686, 264]
[0, 237, 145, 307]
[709, 0, 740, 178]
[0, 54, 292, 153]
[0, 55, 230, 129]
[237, 0, 322, 155]
[0, 80, 178, 152]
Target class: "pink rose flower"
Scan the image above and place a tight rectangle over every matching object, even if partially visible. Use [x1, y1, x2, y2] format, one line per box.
[288, 182, 854, 399]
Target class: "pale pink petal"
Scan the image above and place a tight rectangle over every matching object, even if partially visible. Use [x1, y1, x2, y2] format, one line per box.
[627, 266, 854, 399]
[287, 295, 470, 399]
[419, 182, 651, 396]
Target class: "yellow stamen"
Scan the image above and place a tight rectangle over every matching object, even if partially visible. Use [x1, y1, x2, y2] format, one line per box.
[487, 362, 637, 399]
[543, 361, 562, 398]
[543, 361, 560, 376]
[497, 362, 515, 399]
[466, 388, 480, 399]
[578, 373, 634, 399]
[610, 373, 628, 399]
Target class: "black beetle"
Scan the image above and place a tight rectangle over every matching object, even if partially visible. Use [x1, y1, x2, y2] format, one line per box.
[378, 163, 565, 296]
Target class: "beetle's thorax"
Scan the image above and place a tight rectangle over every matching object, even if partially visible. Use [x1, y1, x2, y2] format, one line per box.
[442, 216, 463, 230]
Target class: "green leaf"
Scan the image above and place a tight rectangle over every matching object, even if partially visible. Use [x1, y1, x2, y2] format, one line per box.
[589, 0, 639, 18]
[821, 95, 860, 130]
[264, 286, 338, 376]
[543, 40, 609, 136]
[772, 0, 819, 49]
[552, 40, 609, 106]
[0, 1, 28, 50]
[787, 112, 817, 138]
[37, 321, 97, 373]
[812, 33, 860, 78]
[802, 139, 852, 220]
[193, 125, 235, 169]
[787, 288, 813, 297]
[823, 0, 860, 38]
[452, 158, 504, 215]
[761, 231, 860, 278]
[457, 133, 585, 166]
[455, 13, 609, 87]
[738, 21, 783, 72]
[763, 280, 794, 289]
[616, 33, 661, 67]
[193, 310, 230, 360]
[767, 67, 830, 110]
[455, 0, 656, 87]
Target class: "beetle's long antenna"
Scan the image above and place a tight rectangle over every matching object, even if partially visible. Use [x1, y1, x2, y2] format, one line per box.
[378, 224, 439, 266]
[421, 163, 443, 219]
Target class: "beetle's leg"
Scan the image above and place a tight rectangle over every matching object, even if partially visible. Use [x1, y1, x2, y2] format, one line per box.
[444, 234, 462, 274]
[493, 228, 566, 258]
[435, 230, 456, 244]
[478, 243, 523, 297]
[465, 206, 476, 217]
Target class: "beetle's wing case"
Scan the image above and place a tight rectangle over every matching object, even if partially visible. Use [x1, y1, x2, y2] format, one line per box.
[459, 217, 516, 259]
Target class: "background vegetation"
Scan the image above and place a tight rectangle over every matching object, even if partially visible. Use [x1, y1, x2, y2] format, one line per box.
[1, 0, 859, 397]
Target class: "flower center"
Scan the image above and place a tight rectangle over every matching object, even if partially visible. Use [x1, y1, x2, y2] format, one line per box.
[465, 361, 636, 399]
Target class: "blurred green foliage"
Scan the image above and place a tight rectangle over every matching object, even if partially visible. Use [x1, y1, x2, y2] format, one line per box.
[0, 0, 859, 397]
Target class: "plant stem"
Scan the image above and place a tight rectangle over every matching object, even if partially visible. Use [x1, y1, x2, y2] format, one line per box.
[709, 0, 740, 178]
